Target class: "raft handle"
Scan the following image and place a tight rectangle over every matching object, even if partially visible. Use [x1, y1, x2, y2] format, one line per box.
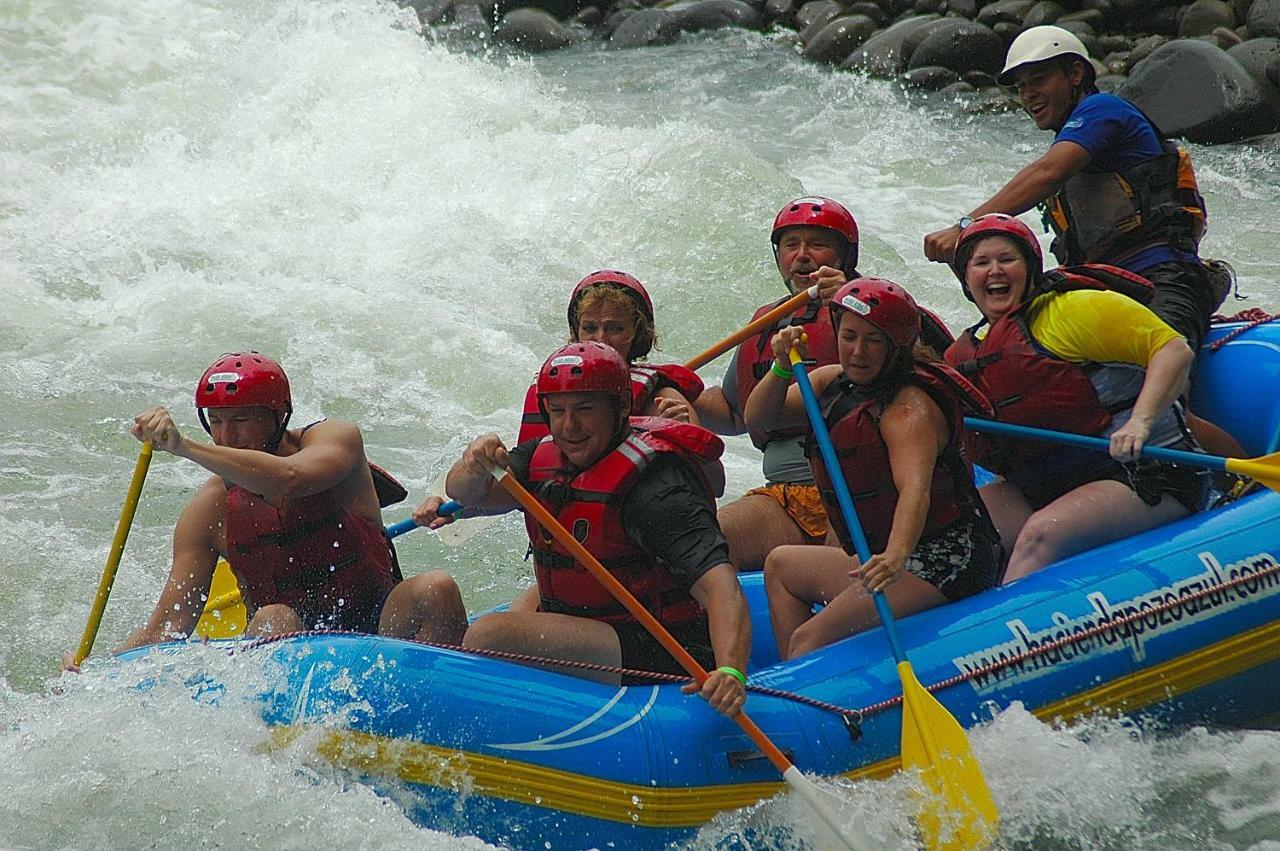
[726, 747, 794, 769]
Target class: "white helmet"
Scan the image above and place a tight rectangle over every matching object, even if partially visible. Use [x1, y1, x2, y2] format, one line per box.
[998, 25, 1091, 86]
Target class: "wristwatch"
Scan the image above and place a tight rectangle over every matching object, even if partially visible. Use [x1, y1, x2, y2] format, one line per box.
[957, 215, 974, 229]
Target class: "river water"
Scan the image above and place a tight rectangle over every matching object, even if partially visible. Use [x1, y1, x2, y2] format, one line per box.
[3, 0, 1280, 847]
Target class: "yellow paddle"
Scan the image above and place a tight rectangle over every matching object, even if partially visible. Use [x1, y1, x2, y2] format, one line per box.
[489, 465, 866, 851]
[790, 349, 998, 850]
[73, 442, 153, 666]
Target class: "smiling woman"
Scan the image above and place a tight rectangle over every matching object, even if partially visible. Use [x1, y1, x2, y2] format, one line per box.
[945, 214, 1206, 583]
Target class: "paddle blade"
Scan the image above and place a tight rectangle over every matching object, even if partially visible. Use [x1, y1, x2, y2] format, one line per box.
[1225, 451, 1280, 494]
[781, 765, 874, 851]
[897, 662, 999, 851]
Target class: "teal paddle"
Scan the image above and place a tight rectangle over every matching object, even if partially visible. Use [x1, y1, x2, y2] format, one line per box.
[789, 349, 999, 850]
[962, 417, 1280, 493]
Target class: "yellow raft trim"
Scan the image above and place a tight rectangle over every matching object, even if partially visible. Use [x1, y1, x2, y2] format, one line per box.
[265, 617, 1280, 828]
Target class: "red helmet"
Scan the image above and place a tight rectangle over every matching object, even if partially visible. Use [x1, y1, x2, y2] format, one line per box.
[568, 270, 653, 324]
[771, 196, 860, 271]
[566, 270, 655, 360]
[196, 352, 293, 444]
[952, 213, 1044, 300]
[536, 341, 631, 408]
[828, 278, 921, 348]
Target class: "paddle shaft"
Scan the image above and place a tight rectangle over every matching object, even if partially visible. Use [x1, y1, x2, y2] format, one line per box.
[683, 285, 819, 372]
[962, 417, 1229, 471]
[74, 442, 154, 666]
[788, 353, 908, 658]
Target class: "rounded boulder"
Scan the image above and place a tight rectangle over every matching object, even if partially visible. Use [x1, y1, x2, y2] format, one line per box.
[1249, 0, 1280, 38]
[1120, 38, 1280, 142]
[494, 8, 579, 50]
[908, 20, 1005, 76]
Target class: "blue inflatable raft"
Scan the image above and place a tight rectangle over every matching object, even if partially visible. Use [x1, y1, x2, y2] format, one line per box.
[123, 321, 1280, 849]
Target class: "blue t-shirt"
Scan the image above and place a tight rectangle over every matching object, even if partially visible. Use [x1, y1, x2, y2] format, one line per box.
[1052, 93, 1189, 271]
[1053, 92, 1162, 174]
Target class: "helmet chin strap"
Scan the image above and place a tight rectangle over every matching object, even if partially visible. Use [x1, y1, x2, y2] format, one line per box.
[267, 410, 292, 453]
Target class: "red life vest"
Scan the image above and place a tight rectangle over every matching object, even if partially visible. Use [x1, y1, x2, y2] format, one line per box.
[944, 266, 1155, 475]
[809, 362, 994, 555]
[517, 363, 705, 444]
[224, 484, 397, 630]
[734, 296, 840, 449]
[523, 416, 725, 625]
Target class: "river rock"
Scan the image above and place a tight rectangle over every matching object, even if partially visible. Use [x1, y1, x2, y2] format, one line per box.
[1271, 56, 1280, 85]
[451, 2, 492, 39]
[1250, 0, 1280, 36]
[1180, 0, 1238, 36]
[570, 5, 603, 25]
[908, 20, 1006, 76]
[1095, 72, 1127, 92]
[842, 14, 941, 74]
[765, 0, 800, 23]
[915, 0, 948, 14]
[408, 0, 455, 25]
[1147, 5, 1184, 34]
[1128, 34, 1169, 64]
[847, 1, 891, 26]
[977, 0, 1038, 27]
[940, 80, 979, 95]
[1024, 1, 1066, 26]
[803, 14, 879, 63]
[947, 0, 979, 17]
[1121, 38, 1280, 142]
[1231, 36, 1280, 80]
[495, 8, 579, 49]
[797, 0, 843, 35]
[1057, 9, 1104, 30]
[1102, 50, 1131, 74]
[608, 8, 682, 46]
[1112, 0, 1163, 13]
[1213, 25, 1246, 45]
[902, 65, 962, 88]
[1227, 38, 1280, 114]
[491, 0, 583, 20]
[669, 0, 763, 32]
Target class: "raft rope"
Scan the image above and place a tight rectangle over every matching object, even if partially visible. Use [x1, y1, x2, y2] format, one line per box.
[1208, 307, 1279, 352]
[238, 556, 1280, 734]
[241, 630, 865, 725]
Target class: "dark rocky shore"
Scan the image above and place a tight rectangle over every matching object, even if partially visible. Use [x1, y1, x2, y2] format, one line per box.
[403, 0, 1280, 144]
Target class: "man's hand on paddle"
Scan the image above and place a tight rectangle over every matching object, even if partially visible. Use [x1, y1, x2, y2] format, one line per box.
[682, 668, 746, 717]
[458, 434, 509, 476]
[799, 265, 846, 302]
[132, 406, 184, 454]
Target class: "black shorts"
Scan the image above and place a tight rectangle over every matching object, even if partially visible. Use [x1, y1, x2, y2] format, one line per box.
[1007, 447, 1209, 513]
[613, 616, 714, 684]
[906, 518, 998, 601]
[1142, 260, 1215, 353]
